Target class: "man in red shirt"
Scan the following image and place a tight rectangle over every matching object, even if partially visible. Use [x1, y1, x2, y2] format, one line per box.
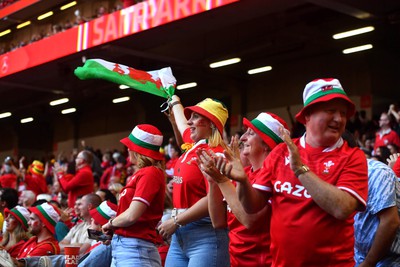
[7, 202, 61, 266]
[215, 78, 368, 267]
[57, 150, 95, 208]
[374, 112, 400, 154]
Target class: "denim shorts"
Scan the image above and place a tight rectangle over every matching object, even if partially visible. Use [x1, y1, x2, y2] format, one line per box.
[165, 217, 230, 267]
[111, 234, 162, 267]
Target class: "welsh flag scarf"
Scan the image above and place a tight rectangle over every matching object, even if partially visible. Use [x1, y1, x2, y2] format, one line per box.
[74, 59, 176, 99]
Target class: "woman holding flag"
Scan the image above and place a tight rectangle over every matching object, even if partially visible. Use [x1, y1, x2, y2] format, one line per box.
[157, 95, 230, 267]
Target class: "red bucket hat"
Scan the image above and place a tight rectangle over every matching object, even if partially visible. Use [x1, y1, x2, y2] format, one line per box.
[295, 78, 355, 124]
[120, 124, 164, 161]
[4, 205, 30, 230]
[243, 112, 289, 150]
[89, 200, 118, 226]
[184, 98, 228, 135]
[29, 202, 60, 235]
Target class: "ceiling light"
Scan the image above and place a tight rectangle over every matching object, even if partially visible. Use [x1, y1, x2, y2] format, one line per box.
[333, 26, 374, 40]
[248, 66, 272, 75]
[119, 85, 129, 90]
[61, 108, 76, 114]
[112, 97, 130, 103]
[21, 117, 34, 124]
[342, 44, 373, 54]
[177, 82, 197, 90]
[0, 112, 12, 119]
[209, 58, 241, 68]
[0, 29, 11, 37]
[60, 1, 77, 10]
[50, 98, 69, 106]
[37, 11, 54, 21]
[16, 21, 31, 29]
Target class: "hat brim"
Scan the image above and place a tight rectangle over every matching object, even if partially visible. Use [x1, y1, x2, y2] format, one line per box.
[4, 208, 28, 230]
[295, 94, 355, 124]
[120, 137, 164, 161]
[184, 106, 224, 135]
[89, 209, 108, 226]
[242, 118, 279, 150]
[29, 206, 56, 235]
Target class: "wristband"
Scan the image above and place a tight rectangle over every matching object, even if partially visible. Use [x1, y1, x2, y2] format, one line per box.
[169, 101, 181, 108]
[173, 216, 182, 227]
[294, 165, 310, 177]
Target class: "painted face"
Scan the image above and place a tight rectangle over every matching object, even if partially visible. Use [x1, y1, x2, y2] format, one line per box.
[28, 213, 42, 235]
[305, 99, 348, 147]
[5, 214, 19, 232]
[187, 112, 212, 142]
[240, 128, 266, 161]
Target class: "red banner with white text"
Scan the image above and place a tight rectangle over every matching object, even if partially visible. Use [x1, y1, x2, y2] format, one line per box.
[0, 0, 237, 78]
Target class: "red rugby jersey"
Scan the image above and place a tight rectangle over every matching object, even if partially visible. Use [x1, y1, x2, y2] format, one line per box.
[254, 136, 368, 267]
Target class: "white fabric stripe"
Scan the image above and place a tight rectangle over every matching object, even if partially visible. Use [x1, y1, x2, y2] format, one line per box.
[133, 197, 150, 206]
[252, 184, 272, 192]
[257, 113, 284, 137]
[99, 202, 116, 217]
[300, 134, 344, 152]
[42, 203, 60, 222]
[338, 186, 367, 207]
[132, 127, 163, 146]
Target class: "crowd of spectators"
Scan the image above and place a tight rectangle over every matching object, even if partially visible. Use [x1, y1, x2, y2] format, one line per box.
[0, 1, 124, 55]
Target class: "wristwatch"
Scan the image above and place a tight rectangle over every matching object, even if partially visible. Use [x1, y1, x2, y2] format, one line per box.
[294, 165, 310, 177]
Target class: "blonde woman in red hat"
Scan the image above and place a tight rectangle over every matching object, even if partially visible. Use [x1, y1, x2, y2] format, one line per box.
[157, 96, 230, 267]
[197, 112, 289, 267]
[0, 205, 30, 258]
[213, 78, 368, 267]
[102, 124, 166, 266]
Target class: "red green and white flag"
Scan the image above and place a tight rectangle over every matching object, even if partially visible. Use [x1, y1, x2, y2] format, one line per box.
[74, 59, 176, 98]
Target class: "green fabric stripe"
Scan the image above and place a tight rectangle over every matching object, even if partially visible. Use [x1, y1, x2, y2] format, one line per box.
[128, 133, 160, 151]
[74, 60, 171, 99]
[252, 119, 282, 144]
[96, 206, 111, 220]
[12, 209, 28, 228]
[37, 205, 56, 226]
[304, 88, 346, 106]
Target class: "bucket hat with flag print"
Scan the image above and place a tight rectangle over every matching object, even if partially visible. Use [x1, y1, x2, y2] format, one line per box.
[120, 124, 164, 161]
[295, 78, 356, 124]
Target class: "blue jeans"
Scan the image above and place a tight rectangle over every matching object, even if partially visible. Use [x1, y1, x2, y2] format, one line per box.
[165, 217, 230, 267]
[79, 243, 112, 267]
[111, 234, 161, 267]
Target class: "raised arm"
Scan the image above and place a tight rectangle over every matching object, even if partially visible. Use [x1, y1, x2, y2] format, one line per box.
[168, 95, 189, 136]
